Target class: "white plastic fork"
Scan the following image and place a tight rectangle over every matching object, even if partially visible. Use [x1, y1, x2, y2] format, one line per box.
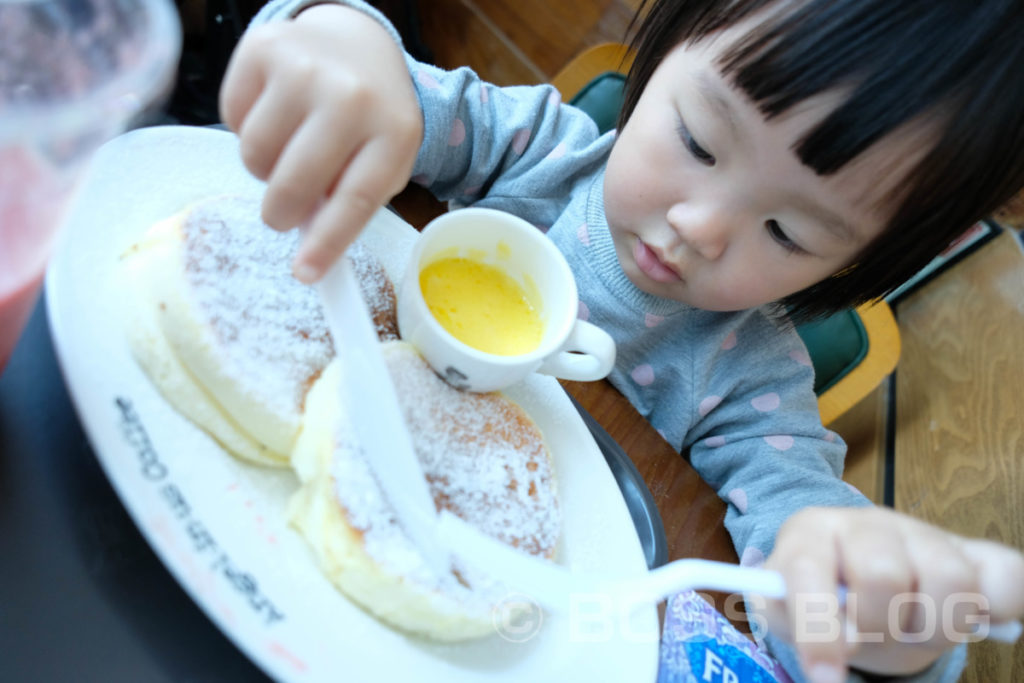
[437, 509, 783, 610]
[437, 510, 1023, 644]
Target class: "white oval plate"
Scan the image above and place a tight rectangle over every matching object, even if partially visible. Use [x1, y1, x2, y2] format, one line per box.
[45, 125, 658, 683]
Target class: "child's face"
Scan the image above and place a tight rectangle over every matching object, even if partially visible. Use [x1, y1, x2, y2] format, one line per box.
[603, 25, 925, 311]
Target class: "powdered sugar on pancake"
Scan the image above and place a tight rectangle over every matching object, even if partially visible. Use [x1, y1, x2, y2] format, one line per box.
[331, 342, 560, 590]
[349, 241, 399, 341]
[182, 196, 397, 418]
[183, 196, 332, 418]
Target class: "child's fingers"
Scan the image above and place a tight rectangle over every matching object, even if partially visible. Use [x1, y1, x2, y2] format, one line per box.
[837, 516, 914, 642]
[899, 525, 980, 646]
[261, 110, 360, 233]
[959, 537, 1024, 625]
[768, 508, 1023, 680]
[294, 137, 414, 282]
[218, 30, 271, 133]
[293, 184, 373, 283]
[770, 510, 850, 683]
[235, 75, 311, 185]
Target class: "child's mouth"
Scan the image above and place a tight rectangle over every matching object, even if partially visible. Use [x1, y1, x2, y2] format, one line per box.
[633, 238, 681, 283]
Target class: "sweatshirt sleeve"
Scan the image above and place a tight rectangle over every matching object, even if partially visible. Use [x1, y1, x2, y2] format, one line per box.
[684, 314, 869, 565]
[248, 1, 609, 230]
[766, 630, 967, 683]
[401, 59, 609, 225]
[248, 0, 402, 46]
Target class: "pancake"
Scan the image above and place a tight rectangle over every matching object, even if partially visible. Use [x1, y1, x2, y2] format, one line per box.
[121, 194, 398, 466]
[289, 341, 561, 640]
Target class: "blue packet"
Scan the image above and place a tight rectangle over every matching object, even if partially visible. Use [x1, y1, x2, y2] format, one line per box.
[659, 590, 793, 683]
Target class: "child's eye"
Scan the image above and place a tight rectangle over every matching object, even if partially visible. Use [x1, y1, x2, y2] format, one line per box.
[676, 118, 715, 166]
[765, 220, 803, 254]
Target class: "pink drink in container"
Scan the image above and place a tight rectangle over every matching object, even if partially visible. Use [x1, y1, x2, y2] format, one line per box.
[0, 0, 180, 373]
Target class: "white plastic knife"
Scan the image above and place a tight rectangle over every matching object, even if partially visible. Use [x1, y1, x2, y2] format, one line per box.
[316, 254, 451, 578]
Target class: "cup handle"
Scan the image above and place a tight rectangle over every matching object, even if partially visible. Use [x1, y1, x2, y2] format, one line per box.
[536, 320, 616, 382]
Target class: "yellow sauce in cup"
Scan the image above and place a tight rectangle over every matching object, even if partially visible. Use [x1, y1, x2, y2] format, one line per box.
[420, 257, 543, 355]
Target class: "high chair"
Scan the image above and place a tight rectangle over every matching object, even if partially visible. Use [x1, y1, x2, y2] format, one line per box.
[552, 44, 901, 426]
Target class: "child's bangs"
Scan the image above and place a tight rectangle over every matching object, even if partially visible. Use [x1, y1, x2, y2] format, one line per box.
[717, 0, 1016, 176]
[623, 0, 1024, 318]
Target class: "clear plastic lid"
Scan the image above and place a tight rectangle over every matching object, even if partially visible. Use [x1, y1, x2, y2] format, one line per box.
[0, 0, 182, 145]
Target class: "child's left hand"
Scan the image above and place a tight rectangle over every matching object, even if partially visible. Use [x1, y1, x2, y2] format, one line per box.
[757, 506, 1024, 683]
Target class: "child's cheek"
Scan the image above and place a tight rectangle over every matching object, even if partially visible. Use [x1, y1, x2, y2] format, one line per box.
[601, 159, 634, 230]
[604, 151, 658, 228]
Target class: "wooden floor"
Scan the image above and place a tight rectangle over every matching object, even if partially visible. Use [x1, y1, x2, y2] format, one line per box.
[392, 0, 1024, 678]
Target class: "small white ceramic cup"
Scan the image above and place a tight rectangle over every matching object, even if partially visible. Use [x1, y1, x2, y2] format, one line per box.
[398, 207, 616, 392]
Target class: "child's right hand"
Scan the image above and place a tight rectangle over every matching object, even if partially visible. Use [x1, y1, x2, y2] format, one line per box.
[219, 3, 423, 283]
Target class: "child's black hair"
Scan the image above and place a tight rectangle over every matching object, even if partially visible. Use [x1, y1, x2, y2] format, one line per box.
[620, 0, 1024, 319]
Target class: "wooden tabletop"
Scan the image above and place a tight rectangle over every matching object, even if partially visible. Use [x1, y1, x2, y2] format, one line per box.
[559, 379, 737, 566]
[560, 379, 744, 630]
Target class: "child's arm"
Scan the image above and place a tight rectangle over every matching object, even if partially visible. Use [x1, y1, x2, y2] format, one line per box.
[760, 506, 1024, 682]
[219, 2, 422, 282]
[667, 315, 1013, 682]
[221, 0, 606, 281]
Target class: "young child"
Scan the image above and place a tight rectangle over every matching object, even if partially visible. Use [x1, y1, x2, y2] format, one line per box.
[219, 1, 1024, 680]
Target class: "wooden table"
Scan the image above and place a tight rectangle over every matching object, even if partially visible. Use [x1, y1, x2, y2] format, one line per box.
[560, 379, 736, 567]
[561, 379, 743, 629]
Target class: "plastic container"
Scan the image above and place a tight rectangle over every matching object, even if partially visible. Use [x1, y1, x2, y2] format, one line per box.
[0, 0, 181, 372]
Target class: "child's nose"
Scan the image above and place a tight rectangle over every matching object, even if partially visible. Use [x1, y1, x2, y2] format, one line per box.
[666, 203, 731, 261]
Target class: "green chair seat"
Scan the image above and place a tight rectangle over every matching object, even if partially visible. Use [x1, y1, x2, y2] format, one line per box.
[793, 309, 868, 394]
[570, 71, 627, 136]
